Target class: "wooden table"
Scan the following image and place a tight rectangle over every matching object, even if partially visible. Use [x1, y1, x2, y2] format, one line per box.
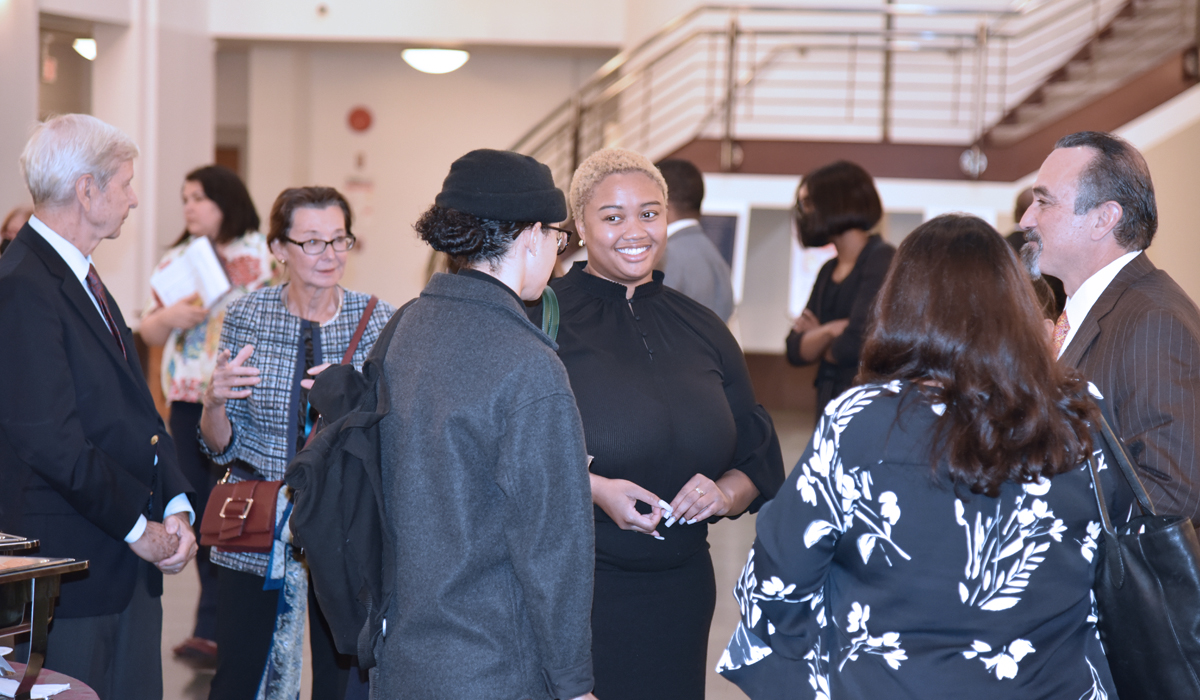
[3, 661, 98, 700]
[0, 551, 88, 700]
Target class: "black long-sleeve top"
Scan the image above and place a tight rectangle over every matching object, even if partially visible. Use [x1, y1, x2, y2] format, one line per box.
[537, 263, 785, 572]
[787, 235, 894, 412]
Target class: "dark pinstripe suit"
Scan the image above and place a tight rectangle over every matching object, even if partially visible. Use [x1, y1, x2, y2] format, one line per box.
[1061, 252, 1200, 523]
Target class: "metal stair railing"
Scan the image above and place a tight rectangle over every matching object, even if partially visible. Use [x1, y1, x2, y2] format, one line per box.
[511, 0, 1197, 186]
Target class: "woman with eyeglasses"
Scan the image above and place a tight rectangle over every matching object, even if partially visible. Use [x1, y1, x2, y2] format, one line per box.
[377, 149, 597, 700]
[198, 186, 395, 700]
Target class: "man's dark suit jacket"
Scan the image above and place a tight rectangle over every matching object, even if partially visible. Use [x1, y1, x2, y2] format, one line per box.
[1060, 251, 1200, 524]
[0, 224, 191, 618]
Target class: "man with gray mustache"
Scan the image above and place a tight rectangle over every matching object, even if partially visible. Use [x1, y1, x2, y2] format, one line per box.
[1020, 130, 1200, 524]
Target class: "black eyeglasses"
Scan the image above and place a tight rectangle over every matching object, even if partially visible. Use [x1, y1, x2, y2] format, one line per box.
[543, 225, 573, 255]
[282, 234, 356, 255]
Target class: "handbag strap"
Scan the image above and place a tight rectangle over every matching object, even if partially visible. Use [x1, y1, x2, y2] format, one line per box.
[1095, 411, 1158, 516]
[1087, 450, 1117, 536]
[340, 295, 379, 365]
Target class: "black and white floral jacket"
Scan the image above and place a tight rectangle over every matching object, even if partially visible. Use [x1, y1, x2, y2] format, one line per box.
[719, 381, 1134, 700]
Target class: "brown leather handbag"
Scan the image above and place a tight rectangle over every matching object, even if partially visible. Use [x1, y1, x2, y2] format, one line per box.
[199, 477, 284, 552]
[199, 296, 380, 553]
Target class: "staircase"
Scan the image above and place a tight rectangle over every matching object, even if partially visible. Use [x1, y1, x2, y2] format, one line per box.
[986, 0, 1197, 145]
[512, 0, 1198, 184]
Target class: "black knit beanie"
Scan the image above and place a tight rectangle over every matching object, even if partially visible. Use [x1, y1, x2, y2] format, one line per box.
[434, 149, 567, 223]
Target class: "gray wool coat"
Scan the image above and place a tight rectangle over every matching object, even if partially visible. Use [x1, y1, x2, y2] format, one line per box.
[377, 271, 595, 700]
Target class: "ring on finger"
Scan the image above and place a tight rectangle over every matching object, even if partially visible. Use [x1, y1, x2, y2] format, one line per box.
[695, 487, 705, 496]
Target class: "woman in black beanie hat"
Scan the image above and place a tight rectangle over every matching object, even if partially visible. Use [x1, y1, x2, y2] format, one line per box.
[375, 149, 598, 700]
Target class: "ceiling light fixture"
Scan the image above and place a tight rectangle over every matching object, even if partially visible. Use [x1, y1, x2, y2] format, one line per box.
[72, 38, 96, 61]
[402, 48, 469, 75]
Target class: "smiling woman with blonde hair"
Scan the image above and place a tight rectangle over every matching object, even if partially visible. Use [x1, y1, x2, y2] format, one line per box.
[532, 147, 785, 700]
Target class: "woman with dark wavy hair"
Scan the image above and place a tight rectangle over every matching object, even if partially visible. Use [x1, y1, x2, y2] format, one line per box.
[719, 214, 1133, 700]
[787, 161, 894, 415]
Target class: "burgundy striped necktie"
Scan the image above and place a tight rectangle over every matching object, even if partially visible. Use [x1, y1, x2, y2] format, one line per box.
[85, 264, 127, 359]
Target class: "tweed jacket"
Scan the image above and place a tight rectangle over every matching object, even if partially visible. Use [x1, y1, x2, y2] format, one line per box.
[377, 272, 595, 700]
[201, 284, 395, 576]
[1060, 252, 1200, 523]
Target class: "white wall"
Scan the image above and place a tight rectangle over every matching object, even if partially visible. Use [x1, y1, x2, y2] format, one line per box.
[1118, 84, 1200, 306]
[211, 0, 625, 47]
[0, 0, 39, 211]
[38, 0, 130, 24]
[84, 0, 214, 318]
[244, 43, 612, 307]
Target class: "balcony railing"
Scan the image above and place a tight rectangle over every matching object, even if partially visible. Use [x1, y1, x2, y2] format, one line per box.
[512, 0, 1197, 185]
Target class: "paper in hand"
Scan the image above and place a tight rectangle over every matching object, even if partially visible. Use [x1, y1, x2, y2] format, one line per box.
[149, 236, 231, 309]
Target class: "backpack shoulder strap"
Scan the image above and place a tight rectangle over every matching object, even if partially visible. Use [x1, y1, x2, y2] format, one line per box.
[366, 298, 418, 365]
[540, 286, 559, 342]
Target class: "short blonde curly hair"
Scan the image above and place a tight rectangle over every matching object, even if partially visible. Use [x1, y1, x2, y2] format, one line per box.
[569, 147, 668, 223]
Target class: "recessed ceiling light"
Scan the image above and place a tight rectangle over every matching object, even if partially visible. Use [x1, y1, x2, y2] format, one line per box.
[72, 38, 97, 61]
[402, 48, 469, 75]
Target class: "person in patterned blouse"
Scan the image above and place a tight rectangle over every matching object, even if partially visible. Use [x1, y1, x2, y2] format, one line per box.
[140, 165, 276, 666]
[719, 214, 1135, 700]
[198, 186, 395, 700]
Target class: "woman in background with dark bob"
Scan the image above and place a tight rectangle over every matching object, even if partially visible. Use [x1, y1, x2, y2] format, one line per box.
[377, 149, 597, 700]
[786, 161, 894, 416]
[720, 214, 1133, 700]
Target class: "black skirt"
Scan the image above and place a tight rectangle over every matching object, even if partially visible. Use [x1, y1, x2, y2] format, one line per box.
[591, 549, 716, 700]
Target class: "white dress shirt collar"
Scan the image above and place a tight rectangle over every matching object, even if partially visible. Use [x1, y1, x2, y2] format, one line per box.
[27, 214, 110, 328]
[1057, 250, 1141, 358]
[667, 218, 700, 238]
[27, 214, 94, 285]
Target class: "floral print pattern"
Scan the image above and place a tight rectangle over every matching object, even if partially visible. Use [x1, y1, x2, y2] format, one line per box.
[718, 381, 1132, 700]
[143, 232, 276, 403]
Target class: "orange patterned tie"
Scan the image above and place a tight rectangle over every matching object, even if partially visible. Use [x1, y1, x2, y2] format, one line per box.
[1052, 309, 1070, 355]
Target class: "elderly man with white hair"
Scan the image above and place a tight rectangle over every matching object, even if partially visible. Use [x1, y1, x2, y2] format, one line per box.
[0, 114, 196, 699]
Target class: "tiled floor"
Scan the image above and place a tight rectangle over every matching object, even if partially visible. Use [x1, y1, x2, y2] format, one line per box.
[161, 408, 814, 700]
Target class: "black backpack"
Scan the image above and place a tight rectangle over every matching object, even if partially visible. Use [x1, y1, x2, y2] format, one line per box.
[284, 301, 412, 669]
[283, 287, 559, 669]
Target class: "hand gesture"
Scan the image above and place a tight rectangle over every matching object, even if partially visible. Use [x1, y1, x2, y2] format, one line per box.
[664, 474, 732, 527]
[129, 520, 180, 563]
[205, 344, 260, 408]
[300, 362, 333, 390]
[590, 475, 666, 540]
[156, 512, 198, 574]
[791, 309, 819, 334]
[160, 293, 208, 330]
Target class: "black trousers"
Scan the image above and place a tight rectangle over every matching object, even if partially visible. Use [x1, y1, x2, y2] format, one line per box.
[168, 401, 220, 640]
[210, 567, 350, 700]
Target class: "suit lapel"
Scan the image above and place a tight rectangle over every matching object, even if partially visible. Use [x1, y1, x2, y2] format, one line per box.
[20, 226, 140, 383]
[1060, 252, 1154, 368]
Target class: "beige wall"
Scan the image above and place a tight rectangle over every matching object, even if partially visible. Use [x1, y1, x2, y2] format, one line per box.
[87, 0, 214, 316]
[1143, 118, 1200, 305]
[210, 0, 625, 47]
[243, 43, 612, 307]
[0, 0, 38, 211]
